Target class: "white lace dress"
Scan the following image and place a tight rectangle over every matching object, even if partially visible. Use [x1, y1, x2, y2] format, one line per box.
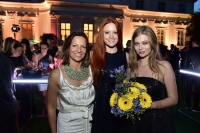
[57, 66, 95, 133]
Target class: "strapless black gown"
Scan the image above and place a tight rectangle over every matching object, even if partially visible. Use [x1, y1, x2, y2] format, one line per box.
[130, 77, 177, 133]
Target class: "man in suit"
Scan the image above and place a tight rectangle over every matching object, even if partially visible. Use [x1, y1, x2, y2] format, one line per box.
[0, 49, 18, 133]
[182, 36, 200, 112]
[169, 44, 180, 73]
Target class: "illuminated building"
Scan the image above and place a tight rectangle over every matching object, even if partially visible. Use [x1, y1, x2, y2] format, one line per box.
[0, 0, 197, 48]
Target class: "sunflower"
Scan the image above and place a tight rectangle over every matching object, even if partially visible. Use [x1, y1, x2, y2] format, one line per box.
[118, 96, 133, 111]
[131, 82, 147, 91]
[127, 87, 140, 99]
[139, 92, 152, 109]
[110, 92, 118, 107]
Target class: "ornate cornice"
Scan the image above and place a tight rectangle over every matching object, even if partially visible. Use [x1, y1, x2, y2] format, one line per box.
[0, 1, 50, 13]
[124, 7, 191, 24]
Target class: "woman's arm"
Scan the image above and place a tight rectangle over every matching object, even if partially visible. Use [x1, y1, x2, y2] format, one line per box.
[151, 61, 178, 109]
[49, 55, 54, 64]
[49, 55, 54, 69]
[47, 69, 59, 133]
[126, 52, 129, 68]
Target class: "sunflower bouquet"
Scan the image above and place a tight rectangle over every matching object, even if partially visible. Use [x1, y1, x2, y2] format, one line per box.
[109, 65, 152, 121]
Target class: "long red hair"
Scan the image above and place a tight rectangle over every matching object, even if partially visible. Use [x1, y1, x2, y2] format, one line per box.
[91, 17, 123, 87]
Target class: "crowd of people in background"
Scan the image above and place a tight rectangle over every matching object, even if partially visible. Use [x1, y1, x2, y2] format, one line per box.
[0, 36, 64, 132]
[0, 16, 199, 133]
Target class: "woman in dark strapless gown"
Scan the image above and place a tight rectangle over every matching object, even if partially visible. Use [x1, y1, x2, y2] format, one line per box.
[130, 77, 176, 133]
[128, 26, 178, 133]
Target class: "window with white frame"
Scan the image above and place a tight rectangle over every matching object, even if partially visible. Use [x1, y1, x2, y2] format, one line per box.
[157, 28, 165, 45]
[84, 23, 94, 44]
[177, 30, 184, 46]
[21, 23, 33, 40]
[61, 23, 71, 41]
[136, 0, 144, 9]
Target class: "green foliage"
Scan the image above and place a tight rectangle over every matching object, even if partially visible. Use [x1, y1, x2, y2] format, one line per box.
[115, 71, 126, 82]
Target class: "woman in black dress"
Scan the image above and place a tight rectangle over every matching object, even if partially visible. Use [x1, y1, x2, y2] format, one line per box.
[91, 17, 135, 133]
[8, 42, 24, 130]
[128, 26, 178, 133]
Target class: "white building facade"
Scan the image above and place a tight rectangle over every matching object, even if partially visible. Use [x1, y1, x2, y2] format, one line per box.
[0, 0, 197, 48]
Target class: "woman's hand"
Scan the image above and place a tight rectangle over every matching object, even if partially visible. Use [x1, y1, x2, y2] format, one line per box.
[49, 63, 55, 69]
[15, 66, 24, 71]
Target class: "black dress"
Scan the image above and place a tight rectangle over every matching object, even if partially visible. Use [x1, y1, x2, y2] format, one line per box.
[8, 56, 25, 100]
[130, 77, 177, 133]
[91, 50, 136, 133]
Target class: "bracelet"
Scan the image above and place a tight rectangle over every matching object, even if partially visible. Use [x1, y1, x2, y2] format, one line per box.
[156, 101, 162, 108]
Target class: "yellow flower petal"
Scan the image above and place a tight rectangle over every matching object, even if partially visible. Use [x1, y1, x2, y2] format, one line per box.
[139, 92, 152, 109]
[131, 82, 147, 91]
[110, 92, 118, 107]
[127, 87, 140, 99]
[123, 80, 127, 84]
[118, 96, 133, 111]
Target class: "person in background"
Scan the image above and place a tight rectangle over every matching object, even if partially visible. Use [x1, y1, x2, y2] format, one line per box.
[54, 40, 64, 68]
[91, 17, 133, 133]
[3, 37, 15, 57]
[20, 38, 33, 66]
[129, 26, 177, 133]
[124, 40, 131, 53]
[47, 38, 58, 59]
[32, 42, 54, 115]
[169, 44, 180, 73]
[0, 50, 18, 133]
[159, 43, 170, 61]
[47, 32, 94, 133]
[7, 42, 25, 131]
[32, 44, 40, 54]
[180, 46, 189, 69]
[182, 36, 200, 112]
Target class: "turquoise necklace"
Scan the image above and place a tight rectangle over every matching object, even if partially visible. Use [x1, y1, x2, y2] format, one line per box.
[64, 65, 88, 81]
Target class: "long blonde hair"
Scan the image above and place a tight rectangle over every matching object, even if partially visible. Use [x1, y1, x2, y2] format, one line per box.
[129, 26, 163, 78]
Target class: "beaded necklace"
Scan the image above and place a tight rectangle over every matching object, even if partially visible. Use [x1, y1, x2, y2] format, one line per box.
[64, 65, 88, 81]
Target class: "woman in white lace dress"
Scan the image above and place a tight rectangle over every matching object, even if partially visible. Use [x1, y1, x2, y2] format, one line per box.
[47, 32, 95, 133]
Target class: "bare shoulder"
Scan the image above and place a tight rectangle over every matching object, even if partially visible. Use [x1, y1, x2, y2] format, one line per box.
[158, 60, 173, 75]
[49, 68, 60, 82]
[158, 60, 172, 68]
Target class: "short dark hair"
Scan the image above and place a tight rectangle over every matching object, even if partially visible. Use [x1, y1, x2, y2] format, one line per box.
[62, 32, 90, 67]
[13, 42, 23, 49]
[40, 41, 49, 47]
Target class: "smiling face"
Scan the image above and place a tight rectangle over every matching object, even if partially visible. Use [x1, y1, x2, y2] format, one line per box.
[134, 34, 152, 58]
[69, 36, 87, 63]
[103, 23, 118, 51]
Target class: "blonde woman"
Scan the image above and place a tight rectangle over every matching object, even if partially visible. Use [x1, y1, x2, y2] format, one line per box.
[129, 26, 178, 133]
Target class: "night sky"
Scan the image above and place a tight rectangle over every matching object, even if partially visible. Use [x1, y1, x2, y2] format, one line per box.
[194, 0, 200, 12]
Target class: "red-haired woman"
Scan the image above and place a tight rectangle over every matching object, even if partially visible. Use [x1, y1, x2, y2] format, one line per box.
[91, 17, 135, 133]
